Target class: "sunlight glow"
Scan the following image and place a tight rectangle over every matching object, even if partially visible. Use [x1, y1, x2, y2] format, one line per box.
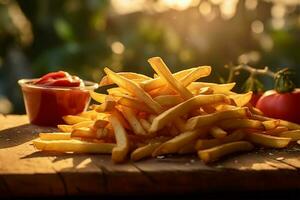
[251, 20, 264, 34]
[111, 41, 125, 54]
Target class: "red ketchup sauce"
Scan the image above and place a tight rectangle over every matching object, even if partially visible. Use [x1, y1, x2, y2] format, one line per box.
[19, 71, 96, 126]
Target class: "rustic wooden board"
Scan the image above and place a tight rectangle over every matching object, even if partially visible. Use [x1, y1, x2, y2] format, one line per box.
[0, 115, 300, 197]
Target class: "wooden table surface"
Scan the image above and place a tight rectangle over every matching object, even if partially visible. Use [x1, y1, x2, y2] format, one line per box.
[0, 115, 300, 198]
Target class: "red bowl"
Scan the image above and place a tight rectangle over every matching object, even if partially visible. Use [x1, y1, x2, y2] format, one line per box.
[18, 79, 98, 126]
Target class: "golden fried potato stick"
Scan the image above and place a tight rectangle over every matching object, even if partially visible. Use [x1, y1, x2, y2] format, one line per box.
[89, 91, 107, 104]
[185, 107, 248, 131]
[180, 66, 211, 87]
[152, 129, 208, 157]
[109, 115, 129, 163]
[150, 94, 230, 133]
[39, 132, 71, 140]
[209, 126, 227, 139]
[63, 115, 91, 125]
[229, 91, 253, 107]
[131, 142, 162, 161]
[33, 138, 115, 153]
[120, 106, 146, 135]
[195, 129, 245, 150]
[198, 141, 254, 163]
[154, 95, 183, 107]
[219, 119, 264, 130]
[58, 125, 72, 133]
[104, 67, 162, 114]
[246, 132, 291, 148]
[99, 72, 152, 87]
[278, 130, 300, 141]
[148, 57, 193, 100]
[188, 82, 236, 94]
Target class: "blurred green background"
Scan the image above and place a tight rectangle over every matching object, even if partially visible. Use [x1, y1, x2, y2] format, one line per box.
[0, 0, 299, 114]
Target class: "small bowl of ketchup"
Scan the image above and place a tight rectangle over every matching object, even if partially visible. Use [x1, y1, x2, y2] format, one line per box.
[18, 71, 98, 126]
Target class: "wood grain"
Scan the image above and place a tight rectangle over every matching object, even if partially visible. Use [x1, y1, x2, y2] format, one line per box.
[0, 115, 300, 197]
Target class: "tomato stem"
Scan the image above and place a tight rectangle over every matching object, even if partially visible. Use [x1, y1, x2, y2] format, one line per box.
[274, 68, 296, 93]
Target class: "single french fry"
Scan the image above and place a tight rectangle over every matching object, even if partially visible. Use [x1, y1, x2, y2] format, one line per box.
[229, 92, 253, 107]
[150, 94, 230, 133]
[104, 67, 162, 114]
[148, 114, 157, 124]
[188, 82, 236, 94]
[131, 142, 162, 161]
[278, 130, 300, 141]
[185, 107, 248, 131]
[109, 115, 129, 163]
[148, 57, 193, 100]
[78, 110, 99, 120]
[219, 119, 264, 130]
[180, 66, 212, 87]
[195, 130, 245, 150]
[33, 138, 115, 153]
[58, 125, 73, 133]
[120, 106, 146, 135]
[39, 132, 71, 140]
[209, 126, 227, 139]
[89, 91, 107, 104]
[63, 115, 91, 125]
[99, 72, 151, 87]
[152, 129, 208, 157]
[154, 95, 183, 107]
[198, 141, 254, 163]
[246, 132, 291, 148]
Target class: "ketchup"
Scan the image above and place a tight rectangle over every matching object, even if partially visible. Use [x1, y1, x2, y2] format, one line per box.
[19, 71, 95, 126]
[33, 71, 84, 87]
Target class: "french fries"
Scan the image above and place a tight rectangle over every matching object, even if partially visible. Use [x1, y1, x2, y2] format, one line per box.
[33, 56, 300, 164]
[198, 141, 254, 163]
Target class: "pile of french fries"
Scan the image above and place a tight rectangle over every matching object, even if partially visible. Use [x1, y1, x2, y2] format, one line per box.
[33, 57, 300, 163]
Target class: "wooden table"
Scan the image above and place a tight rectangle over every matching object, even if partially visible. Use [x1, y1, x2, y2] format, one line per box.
[1, 115, 300, 198]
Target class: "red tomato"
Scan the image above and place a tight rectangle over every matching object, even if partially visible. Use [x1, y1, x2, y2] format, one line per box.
[256, 89, 300, 124]
[249, 92, 263, 106]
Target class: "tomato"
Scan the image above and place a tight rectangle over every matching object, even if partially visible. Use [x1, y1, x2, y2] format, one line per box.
[256, 89, 300, 124]
[249, 92, 263, 106]
[33, 71, 83, 87]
